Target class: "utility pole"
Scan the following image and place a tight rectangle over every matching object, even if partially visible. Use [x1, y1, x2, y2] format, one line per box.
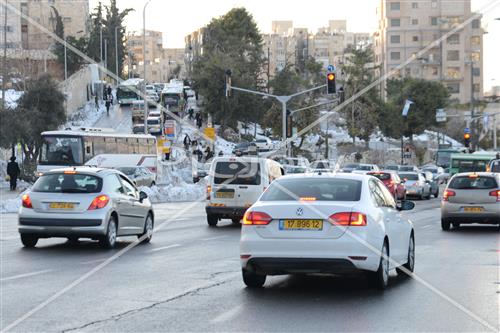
[143, 0, 152, 134]
[104, 38, 108, 73]
[64, 36, 67, 80]
[100, 26, 103, 63]
[267, 46, 270, 93]
[2, 0, 7, 111]
[115, 26, 119, 83]
[469, 60, 475, 151]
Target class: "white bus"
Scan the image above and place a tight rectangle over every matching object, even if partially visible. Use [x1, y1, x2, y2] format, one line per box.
[116, 78, 145, 105]
[38, 128, 158, 174]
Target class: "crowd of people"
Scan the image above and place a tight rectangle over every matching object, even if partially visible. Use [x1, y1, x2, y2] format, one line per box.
[183, 134, 215, 162]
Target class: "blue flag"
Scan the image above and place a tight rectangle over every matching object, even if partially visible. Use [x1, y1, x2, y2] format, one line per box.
[402, 99, 414, 117]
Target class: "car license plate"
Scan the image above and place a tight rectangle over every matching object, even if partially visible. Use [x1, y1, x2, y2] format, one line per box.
[279, 219, 323, 231]
[215, 192, 234, 199]
[463, 207, 484, 212]
[49, 202, 75, 209]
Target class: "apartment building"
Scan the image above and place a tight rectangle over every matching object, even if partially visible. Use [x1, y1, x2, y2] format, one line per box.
[0, 1, 22, 49]
[374, 0, 484, 103]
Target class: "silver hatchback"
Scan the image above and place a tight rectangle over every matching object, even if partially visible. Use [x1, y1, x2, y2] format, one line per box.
[441, 172, 500, 230]
[18, 167, 154, 248]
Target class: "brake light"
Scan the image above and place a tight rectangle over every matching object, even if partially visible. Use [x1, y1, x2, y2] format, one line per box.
[22, 194, 32, 208]
[88, 195, 110, 210]
[206, 185, 211, 199]
[329, 212, 367, 226]
[242, 211, 272, 225]
[442, 190, 456, 201]
[64, 170, 77, 174]
[489, 190, 500, 202]
[299, 197, 316, 201]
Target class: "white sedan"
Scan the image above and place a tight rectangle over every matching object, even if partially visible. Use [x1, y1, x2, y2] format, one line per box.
[240, 173, 415, 289]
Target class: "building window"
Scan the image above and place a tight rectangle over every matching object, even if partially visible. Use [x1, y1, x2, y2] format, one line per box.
[471, 52, 480, 62]
[446, 67, 461, 79]
[431, 17, 438, 26]
[447, 83, 460, 94]
[447, 34, 460, 44]
[471, 19, 480, 29]
[412, 2, 418, 9]
[446, 50, 459, 61]
[411, 19, 418, 25]
[390, 35, 401, 43]
[390, 19, 400, 27]
[471, 36, 481, 46]
[390, 51, 401, 60]
[390, 2, 400, 10]
[431, 0, 438, 8]
[473, 84, 480, 93]
[472, 68, 480, 76]
[412, 35, 419, 42]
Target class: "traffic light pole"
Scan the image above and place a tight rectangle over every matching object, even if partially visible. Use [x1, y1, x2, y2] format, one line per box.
[228, 84, 326, 156]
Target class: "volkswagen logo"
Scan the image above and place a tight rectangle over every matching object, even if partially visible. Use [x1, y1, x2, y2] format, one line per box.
[296, 208, 303, 216]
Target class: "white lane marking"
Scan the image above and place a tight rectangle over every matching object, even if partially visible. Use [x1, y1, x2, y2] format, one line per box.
[1, 269, 54, 282]
[421, 225, 433, 229]
[148, 244, 181, 253]
[211, 305, 243, 323]
[202, 236, 227, 241]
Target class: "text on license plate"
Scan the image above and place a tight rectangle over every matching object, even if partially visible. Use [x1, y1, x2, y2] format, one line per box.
[463, 207, 483, 212]
[49, 202, 75, 209]
[280, 219, 323, 230]
[215, 192, 234, 199]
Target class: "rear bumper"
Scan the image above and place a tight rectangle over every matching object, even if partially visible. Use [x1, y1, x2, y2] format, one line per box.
[245, 257, 358, 275]
[441, 203, 500, 224]
[205, 206, 248, 219]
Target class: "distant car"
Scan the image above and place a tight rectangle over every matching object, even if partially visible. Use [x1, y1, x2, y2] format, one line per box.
[186, 89, 196, 97]
[153, 83, 165, 94]
[441, 172, 500, 230]
[488, 158, 500, 173]
[422, 166, 446, 184]
[284, 165, 307, 174]
[145, 92, 159, 106]
[420, 171, 439, 198]
[240, 173, 416, 289]
[399, 165, 419, 172]
[399, 172, 431, 200]
[132, 100, 146, 121]
[385, 165, 399, 171]
[339, 163, 359, 173]
[148, 110, 162, 120]
[145, 84, 156, 94]
[193, 162, 210, 183]
[352, 164, 380, 174]
[232, 142, 258, 156]
[18, 167, 154, 248]
[117, 167, 156, 187]
[253, 138, 273, 152]
[132, 124, 145, 134]
[368, 171, 406, 200]
[146, 116, 162, 135]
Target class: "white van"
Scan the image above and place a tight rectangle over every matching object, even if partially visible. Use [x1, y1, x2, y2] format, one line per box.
[206, 156, 284, 226]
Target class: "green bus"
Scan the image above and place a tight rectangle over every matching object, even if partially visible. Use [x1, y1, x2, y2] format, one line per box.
[449, 152, 498, 176]
[436, 148, 464, 168]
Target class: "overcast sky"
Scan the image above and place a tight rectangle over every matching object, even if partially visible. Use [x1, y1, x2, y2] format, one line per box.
[90, 0, 500, 91]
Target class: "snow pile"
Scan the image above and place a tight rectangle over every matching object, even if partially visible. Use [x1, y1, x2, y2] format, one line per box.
[0, 189, 29, 213]
[3, 89, 23, 109]
[140, 181, 205, 203]
[64, 101, 107, 128]
[216, 136, 235, 155]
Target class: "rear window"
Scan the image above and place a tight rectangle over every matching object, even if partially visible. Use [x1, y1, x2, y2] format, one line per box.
[312, 161, 329, 169]
[449, 176, 498, 189]
[399, 173, 418, 181]
[213, 162, 261, 185]
[399, 166, 415, 171]
[32, 173, 103, 193]
[356, 165, 372, 171]
[370, 173, 391, 181]
[261, 178, 362, 201]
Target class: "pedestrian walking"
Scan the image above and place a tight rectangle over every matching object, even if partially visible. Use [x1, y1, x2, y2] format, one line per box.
[196, 143, 203, 162]
[183, 134, 191, 150]
[107, 85, 112, 99]
[95, 94, 99, 109]
[205, 146, 213, 161]
[103, 85, 107, 101]
[105, 97, 112, 115]
[188, 108, 194, 120]
[7, 156, 20, 191]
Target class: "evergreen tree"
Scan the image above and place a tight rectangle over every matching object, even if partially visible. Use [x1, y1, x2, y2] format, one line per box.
[51, 6, 65, 68]
[87, 2, 104, 63]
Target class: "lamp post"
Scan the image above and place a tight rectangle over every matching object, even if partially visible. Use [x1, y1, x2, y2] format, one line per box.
[143, 0, 153, 134]
[115, 26, 119, 83]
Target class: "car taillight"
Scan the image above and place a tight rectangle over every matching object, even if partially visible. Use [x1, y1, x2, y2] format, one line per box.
[489, 190, 500, 202]
[329, 212, 367, 226]
[242, 211, 272, 225]
[206, 185, 211, 199]
[88, 195, 110, 210]
[442, 190, 455, 201]
[22, 194, 32, 208]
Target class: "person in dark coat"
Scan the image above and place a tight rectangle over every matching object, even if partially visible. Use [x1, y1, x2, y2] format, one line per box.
[183, 134, 191, 150]
[107, 85, 112, 98]
[7, 156, 20, 191]
[105, 97, 112, 115]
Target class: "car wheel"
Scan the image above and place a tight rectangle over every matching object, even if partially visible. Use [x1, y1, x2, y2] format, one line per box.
[207, 214, 218, 227]
[441, 219, 451, 231]
[100, 216, 117, 249]
[452, 222, 460, 229]
[232, 218, 241, 224]
[396, 233, 415, 276]
[242, 268, 266, 288]
[368, 241, 389, 290]
[433, 188, 439, 198]
[139, 213, 154, 243]
[21, 234, 38, 248]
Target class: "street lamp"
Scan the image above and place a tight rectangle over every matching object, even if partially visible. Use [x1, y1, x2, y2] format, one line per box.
[114, 26, 119, 83]
[64, 30, 83, 80]
[143, 0, 153, 134]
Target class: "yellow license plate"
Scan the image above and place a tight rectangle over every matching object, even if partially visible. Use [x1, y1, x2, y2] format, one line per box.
[463, 207, 483, 212]
[280, 219, 323, 230]
[49, 202, 75, 209]
[215, 192, 234, 199]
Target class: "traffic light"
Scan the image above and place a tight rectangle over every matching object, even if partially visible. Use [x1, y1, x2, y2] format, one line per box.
[327, 72, 336, 94]
[463, 132, 471, 148]
[286, 109, 292, 138]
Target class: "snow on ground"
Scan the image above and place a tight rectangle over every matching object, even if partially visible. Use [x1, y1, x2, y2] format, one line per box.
[0, 188, 29, 213]
[3, 89, 23, 109]
[64, 101, 107, 128]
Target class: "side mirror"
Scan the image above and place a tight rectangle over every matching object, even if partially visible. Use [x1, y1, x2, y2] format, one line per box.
[139, 191, 148, 202]
[397, 200, 415, 211]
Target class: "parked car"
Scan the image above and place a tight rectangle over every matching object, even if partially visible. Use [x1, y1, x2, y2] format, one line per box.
[193, 162, 210, 183]
[339, 163, 359, 173]
[368, 171, 406, 200]
[420, 171, 439, 198]
[132, 123, 145, 134]
[352, 164, 380, 174]
[399, 172, 431, 200]
[18, 167, 154, 248]
[116, 167, 156, 187]
[284, 165, 307, 174]
[398, 165, 419, 172]
[146, 116, 162, 135]
[232, 142, 258, 156]
[206, 157, 284, 226]
[441, 172, 500, 230]
[148, 110, 162, 119]
[253, 138, 273, 152]
[240, 173, 415, 289]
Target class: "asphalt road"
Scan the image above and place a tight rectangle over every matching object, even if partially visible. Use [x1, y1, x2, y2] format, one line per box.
[1, 196, 498, 332]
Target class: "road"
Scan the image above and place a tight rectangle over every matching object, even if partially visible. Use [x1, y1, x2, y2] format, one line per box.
[1, 197, 498, 332]
[95, 103, 133, 133]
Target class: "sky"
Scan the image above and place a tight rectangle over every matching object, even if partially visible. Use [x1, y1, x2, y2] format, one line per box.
[90, 0, 500, 92]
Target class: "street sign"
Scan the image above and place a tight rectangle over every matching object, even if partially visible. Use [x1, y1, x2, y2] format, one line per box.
[327, 64, 335, 72]
[164, 120, 176, 139]
[435, 108, 446, 122]
[464, 127, 470, 134]
[204, 127, 216, 141]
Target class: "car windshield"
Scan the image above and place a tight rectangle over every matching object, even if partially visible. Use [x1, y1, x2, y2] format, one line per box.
[117, 167, 135, 176]
[449, 176, 497, 189]
[344, 164, 358, 168]
[312, 161, 329, 169]
[32, 173, 102, 193]
[261, 178, 362, 201]
[490, 160, 500, 172]
[39, 136, 83, 165]
[370, 173, 391, 181]
[213, 161, 261, 185]
[399, 173, 418, 181]
[356, 165, 372, 170]
[285, 167, 306, 174]
[147, 118, 160, 125]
